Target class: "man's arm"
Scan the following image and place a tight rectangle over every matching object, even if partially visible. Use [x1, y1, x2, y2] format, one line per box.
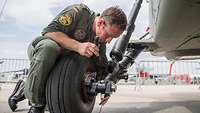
[45, 32, 99, 57]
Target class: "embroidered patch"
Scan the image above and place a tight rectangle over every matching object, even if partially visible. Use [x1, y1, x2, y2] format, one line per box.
[58, 15, 72, 26]
[74, 29, 86, 40]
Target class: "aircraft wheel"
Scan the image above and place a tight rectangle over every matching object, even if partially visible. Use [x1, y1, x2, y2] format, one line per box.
[46, 53, 96, 113]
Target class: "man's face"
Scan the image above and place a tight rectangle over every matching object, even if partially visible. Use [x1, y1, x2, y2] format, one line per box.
[96, 19, 123, 43]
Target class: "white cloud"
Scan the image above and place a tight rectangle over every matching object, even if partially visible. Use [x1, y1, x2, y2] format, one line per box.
[4, 0, 59, 29]
[83, 0, 133, 14]
[0, 0, 154, 60]
[0, 41, 29, 59]
[0, 33, 16, 38]
[2, 0, 148, 31]
[3, 0, 133, 29]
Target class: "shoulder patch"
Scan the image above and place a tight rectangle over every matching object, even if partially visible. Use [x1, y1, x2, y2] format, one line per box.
[58, 15, 72, 26]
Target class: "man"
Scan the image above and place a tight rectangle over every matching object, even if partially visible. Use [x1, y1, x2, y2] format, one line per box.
[8, 3, 127, 113]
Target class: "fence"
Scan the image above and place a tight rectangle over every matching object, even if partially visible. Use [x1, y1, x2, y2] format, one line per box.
[0, 58, 29, 83]
[128, 60, 200, 85]
[0, 58, 200, 85]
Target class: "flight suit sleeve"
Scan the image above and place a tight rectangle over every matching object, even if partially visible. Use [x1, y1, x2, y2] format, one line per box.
[42, 5, 83, 36]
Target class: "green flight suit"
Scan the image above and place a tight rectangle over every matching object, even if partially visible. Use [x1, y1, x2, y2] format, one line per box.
[25, 3, 108, 106]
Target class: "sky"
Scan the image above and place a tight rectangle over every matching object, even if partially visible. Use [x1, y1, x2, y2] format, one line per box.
[0, 0, 167, 61]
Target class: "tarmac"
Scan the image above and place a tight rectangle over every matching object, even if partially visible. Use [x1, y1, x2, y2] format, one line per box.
[0, 83, 200, 113]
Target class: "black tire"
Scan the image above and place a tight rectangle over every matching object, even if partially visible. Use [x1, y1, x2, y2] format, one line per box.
[46, 53, 96, 113]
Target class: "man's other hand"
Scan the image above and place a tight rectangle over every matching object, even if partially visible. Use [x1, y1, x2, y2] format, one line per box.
[78, 42, 99, 57]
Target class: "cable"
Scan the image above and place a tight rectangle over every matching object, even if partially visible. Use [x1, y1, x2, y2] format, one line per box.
[98, 105, 103, 113]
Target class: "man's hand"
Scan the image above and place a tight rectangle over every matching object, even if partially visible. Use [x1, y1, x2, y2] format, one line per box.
[77, 42, 99, 57]
[99, 94, 110, 106]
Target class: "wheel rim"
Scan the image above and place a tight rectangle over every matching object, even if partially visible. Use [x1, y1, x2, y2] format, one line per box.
[81, 72, 95, 103]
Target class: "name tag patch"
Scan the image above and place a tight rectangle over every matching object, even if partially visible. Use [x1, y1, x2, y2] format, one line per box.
[74, 29, 86, 40]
